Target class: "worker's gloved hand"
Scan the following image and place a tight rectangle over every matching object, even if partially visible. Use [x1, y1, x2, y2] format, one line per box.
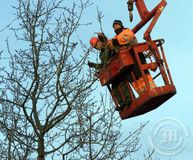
[88, 61, 96, 68]
[106, 40, 114, 51]
[97, 32, 107, 42]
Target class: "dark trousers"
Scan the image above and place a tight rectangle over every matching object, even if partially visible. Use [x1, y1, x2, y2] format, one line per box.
[111, 52, 147, 106]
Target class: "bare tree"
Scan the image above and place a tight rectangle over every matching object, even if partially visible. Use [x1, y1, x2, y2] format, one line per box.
[0, 0, 155, 160]
[61, 96, 147, 160]
[0, 103, 34, 159]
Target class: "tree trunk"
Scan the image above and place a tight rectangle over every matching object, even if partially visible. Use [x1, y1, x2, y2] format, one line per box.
[8, 137, 12, 160]
[38, 137, 45, 160]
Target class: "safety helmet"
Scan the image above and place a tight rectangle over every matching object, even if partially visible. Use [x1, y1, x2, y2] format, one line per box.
[90, 37, 98, 48]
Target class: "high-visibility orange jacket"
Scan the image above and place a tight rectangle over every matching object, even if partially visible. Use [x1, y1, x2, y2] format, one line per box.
[112, 28, 136, 46]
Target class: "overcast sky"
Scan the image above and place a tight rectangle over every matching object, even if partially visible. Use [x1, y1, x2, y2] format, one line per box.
[1, 0, 193, 159]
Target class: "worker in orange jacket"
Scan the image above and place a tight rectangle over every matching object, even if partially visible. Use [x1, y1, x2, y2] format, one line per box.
[108, 20, 137, 110]
[110, 20, 156, 110]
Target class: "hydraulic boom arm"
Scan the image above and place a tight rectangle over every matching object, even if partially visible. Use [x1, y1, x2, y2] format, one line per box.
[127, 0, 167, 41]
